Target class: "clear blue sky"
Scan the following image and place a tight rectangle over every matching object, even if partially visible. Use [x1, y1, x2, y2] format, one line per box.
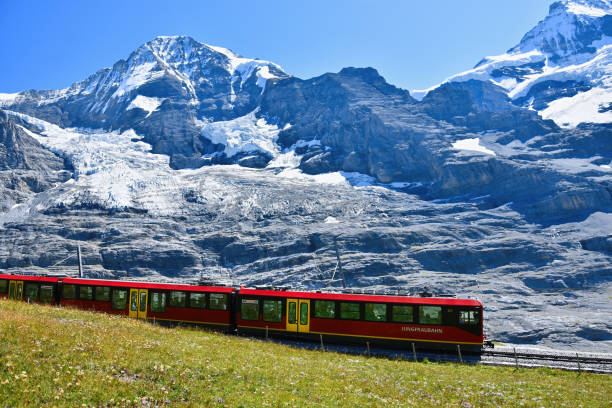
[1, 0, 556, 93]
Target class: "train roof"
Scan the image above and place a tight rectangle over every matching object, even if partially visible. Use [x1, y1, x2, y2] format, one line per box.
[0, 274, 61, 283]
[60, 277, 235, 293]
[239, 288, 482, 307]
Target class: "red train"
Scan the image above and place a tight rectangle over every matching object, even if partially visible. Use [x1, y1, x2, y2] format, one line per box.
[0, 273, 485, 351]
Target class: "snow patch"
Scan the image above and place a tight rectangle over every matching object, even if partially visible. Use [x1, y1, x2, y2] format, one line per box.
[566, 2, 609, 17]
[540, 86, 612, 127]
[452, 138, 497, 156]
[0, 93, 20, 106]
[199, 110, 283, 158]
[324, 216, 340, 224]
[126, 95, 164, 117]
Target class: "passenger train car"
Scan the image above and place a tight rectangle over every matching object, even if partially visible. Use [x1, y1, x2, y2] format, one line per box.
[0, 273, 485, 351]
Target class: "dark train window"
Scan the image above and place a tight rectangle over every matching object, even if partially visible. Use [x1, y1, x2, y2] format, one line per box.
[150, 291, 166, 313]
[340, 302, 360, 320]
[24, 283, 38, 302]
[263, 300, 283, 322]
[130, 291, 138, 311]
[314, 300, 335, 318]
[79, 286, 93, 300]
[241, 299, 259, 320]
[459, 310, 479, 325]
[40, 285, 54, 303]
[190, 293, 207, 308]
[169, 291, 186, 308]
[0, 280, 7, 293]
[419, 306, 442, 325]
[300, 302, 308, 325]
[62, 284, 77, 299]
[365, 303, 386, 322]
[111, 289, 128, 310]
[288, 301, 297, 323]
[392, 305, 413, 323]
[95, 286, 111, 301]
[209, 293, 228, 310]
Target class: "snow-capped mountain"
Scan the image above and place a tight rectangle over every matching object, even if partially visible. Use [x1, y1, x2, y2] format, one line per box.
[0, 36, 288, 168]
[413, 0, 612, 128]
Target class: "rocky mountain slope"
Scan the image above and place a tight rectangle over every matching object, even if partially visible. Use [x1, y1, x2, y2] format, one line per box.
[0, 0, 610, 351]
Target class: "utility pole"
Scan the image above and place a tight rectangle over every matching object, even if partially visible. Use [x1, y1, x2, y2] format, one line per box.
[334, 239, 346, 289]
[77, 244, 83, 278]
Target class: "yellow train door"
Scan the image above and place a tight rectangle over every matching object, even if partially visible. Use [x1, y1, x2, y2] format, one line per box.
[287, 298, 298, 332]
[298, 299, 310, 333]
[138, 289, 148, 319]
[129, 289, 148, 319]
[8, 281, 23, 301]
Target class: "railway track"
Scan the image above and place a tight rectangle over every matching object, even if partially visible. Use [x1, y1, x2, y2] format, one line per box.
[267, 337, 612, 374]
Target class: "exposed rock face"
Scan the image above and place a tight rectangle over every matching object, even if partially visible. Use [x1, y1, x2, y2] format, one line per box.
[0, 110, 70, 212]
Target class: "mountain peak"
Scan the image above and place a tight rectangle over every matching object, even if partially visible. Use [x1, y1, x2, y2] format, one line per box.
[554, 0, 612, 16]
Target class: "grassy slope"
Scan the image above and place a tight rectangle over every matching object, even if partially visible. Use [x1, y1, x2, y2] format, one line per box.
[0, 300, 610, 407]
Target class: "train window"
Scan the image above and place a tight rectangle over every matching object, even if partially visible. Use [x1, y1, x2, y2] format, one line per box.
[62, 284, 77, 299]
[209, 293, 228, 310]
[24, 283, 38, 302]
[340, 302, 360, 320]
[288, 301, 297, 323]
[190, 293, 207, 309]
[169, 291, 186, 308]
[39, 286, 54, 303]
[0, 280, 7, 293]
[79, 286, 93, 300]
[150, 291, 166, 313]
[419, 306, 442, 325]
[365, 303, 387, 322]
[241, 299, 259, 320]
[459, 310, 479, 325]
[263, 300, 283, 322]
[95, 286, 111, 302]
[111, 289, 128, 310]
[314, 300, 336, 318]
[130, 291, 138, 311]
[392, 305, 414, 323]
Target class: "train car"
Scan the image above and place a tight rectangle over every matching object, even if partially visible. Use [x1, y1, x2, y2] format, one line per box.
[0, 274, 61, 304]
[59, 277, 235, 331]
[236, 288, 484, 351]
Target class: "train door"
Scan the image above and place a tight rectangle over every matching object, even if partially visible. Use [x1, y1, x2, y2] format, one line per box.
[8, 281, 23, 301]
[129, 289, 148, 319]
[287, 298, 298, 331]
[286, 298, 310, 333]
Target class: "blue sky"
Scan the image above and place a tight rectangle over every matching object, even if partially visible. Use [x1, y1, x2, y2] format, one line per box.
[1, 0, 556, 93]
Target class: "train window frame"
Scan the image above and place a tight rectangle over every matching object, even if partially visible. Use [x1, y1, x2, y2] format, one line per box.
[79, 286, 94, 301]
[262, 299, 283, 323]
[39, 285, 54, 303]
[240, 298, 260, 321]
[95, 286, 111, 302]
[364, 303, 387, 322]
[209, 293, 228, 311]
[150, 291, 167, 313]
[314, 300, 336, 319]
[0, 279, 8, 293]
[24, 283, 39, 302]
[62, 284, 77, 299]
[339, 302, 361, 320]
[111, 289, 128, 310]
[168, 291, 187, 308]
[391, 304, 414, 323]
[189, 292, 207, 309]
[459, 310, 480, 325]
[419, 305, 442, 325]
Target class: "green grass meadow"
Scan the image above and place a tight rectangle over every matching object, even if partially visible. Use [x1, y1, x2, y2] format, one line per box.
[0, 299, 610, 407]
